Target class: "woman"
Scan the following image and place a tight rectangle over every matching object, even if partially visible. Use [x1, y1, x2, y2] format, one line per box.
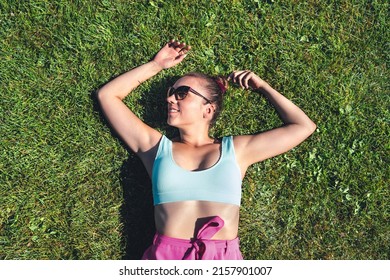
[98, 39, 316, 260]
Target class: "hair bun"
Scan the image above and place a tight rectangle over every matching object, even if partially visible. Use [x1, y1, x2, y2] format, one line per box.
[215, 76, 228, 94]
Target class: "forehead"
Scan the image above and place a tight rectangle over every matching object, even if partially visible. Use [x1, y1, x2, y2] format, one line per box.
[174, 76, 204, 90]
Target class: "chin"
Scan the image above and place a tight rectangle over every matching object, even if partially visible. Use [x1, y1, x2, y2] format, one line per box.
[167, 118, 178, 127]
[168, 119, 186, 130]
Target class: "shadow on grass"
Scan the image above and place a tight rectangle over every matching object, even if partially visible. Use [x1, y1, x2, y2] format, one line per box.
[119, 154, 154, 259]
[92, 75, 179, 259]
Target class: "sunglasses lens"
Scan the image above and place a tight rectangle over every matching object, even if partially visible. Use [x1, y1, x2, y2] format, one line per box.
[175, 89, 188, 100]
[168, 86, 189, 100]
[167, 87, 174, 97]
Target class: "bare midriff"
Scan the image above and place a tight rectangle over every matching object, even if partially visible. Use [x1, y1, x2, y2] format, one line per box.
[154, 200, 240, 240]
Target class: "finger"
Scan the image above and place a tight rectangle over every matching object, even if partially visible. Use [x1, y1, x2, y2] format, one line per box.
[180, 44, 191, 54]
[235, 71, 248, 87]
[242, 71, 252, 89]
[169, 39, 183, 50]
[178, 42, 189, 51]
[168, 39, 176, 47]
[178, 43, 186, 53]
[175, 53, 188, 64]
[228, 71, 244, 83]
[238, 72, 246, 88]
[179, 48, 189, 55]
[173, 41, 183, 51]
[227, 72, 234, 81]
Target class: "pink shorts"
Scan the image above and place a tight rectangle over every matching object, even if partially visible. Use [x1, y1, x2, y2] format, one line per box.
[142, 216, 243, 260]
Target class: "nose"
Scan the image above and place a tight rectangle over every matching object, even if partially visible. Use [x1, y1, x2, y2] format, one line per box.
[166, 92, 177, 103]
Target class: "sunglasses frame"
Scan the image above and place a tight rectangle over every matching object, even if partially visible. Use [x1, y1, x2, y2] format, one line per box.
[167, 86, 212, 104]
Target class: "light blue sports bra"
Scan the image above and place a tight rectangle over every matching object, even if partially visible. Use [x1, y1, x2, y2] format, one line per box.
[152, 135, 242, 206]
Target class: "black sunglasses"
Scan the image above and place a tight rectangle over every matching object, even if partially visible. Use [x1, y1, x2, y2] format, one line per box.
[167, 86, 212, 104]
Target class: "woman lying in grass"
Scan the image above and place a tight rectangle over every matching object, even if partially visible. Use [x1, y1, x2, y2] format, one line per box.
[98, 39, 316, 260]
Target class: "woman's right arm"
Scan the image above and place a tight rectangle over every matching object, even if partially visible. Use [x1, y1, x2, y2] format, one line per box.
[97, 40, 190, 158]
[98, 61, 163, 155]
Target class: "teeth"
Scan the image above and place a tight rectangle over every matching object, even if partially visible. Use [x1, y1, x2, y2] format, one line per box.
[169, 109, 180, 112]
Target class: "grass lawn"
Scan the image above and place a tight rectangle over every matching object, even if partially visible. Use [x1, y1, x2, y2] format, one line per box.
[1, 0, 388, 259]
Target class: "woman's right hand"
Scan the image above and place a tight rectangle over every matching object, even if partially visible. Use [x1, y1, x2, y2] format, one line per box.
[153, 39, 191, 69]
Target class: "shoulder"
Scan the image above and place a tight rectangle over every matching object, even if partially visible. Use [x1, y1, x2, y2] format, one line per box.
[230, 135, 255, 164]
[231, 135, 247, 149]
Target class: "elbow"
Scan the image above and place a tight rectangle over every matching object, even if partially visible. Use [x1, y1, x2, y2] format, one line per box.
[306, 120, 317, 136]
[96, 86, 124, 103]
[292, 119, 317, 137]
[96, 86, 115, 104]
[96, 87, 107, 102]
[295, 119, 316, 137]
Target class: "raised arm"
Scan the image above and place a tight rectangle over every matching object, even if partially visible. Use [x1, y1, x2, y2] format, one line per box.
[229, 71, 316, 176]
[97, 40, 190, 172]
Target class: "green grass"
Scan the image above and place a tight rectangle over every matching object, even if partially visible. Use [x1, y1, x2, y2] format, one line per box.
[1, 0, 388, 259]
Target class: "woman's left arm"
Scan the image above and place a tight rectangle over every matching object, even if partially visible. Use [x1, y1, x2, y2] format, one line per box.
[229, 71, 317, 171]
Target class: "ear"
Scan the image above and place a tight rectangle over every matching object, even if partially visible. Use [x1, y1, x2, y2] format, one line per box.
[203, 104, 216, 118]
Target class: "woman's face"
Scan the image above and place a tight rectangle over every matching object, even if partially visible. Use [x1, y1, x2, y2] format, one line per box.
[166, 76, 212, 128]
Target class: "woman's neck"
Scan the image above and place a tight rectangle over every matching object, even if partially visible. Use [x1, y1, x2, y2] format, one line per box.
[178, 128, 214, 147]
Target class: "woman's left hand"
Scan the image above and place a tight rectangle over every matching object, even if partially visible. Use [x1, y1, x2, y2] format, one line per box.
[228, 70, 266, 90]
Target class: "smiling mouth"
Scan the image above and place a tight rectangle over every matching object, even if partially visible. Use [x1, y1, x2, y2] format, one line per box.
[168, 108, 180, 113]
